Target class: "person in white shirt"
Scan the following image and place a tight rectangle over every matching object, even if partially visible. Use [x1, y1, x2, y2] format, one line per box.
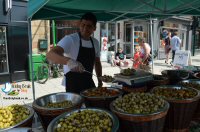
[170, 32, 181, 64]
[46, 12, 102, 93]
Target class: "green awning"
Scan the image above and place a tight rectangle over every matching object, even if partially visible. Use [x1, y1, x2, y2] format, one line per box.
[28, 0, 200, 21]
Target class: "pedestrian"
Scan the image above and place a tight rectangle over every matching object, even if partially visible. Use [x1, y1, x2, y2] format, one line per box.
[138, 37, 151, 71]
[131, 45, 141, 69]
[164, 32, 171, 64]
[170, 31, 181, 65]
[46, 12, 102, 93]
[113, 48, 128, 67]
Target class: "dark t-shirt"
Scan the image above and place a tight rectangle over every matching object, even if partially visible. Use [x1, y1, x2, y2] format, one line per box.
[116, 52, 126, 60]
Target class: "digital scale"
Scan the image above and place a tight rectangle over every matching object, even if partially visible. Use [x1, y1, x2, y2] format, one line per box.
[114, 69, 153, 86]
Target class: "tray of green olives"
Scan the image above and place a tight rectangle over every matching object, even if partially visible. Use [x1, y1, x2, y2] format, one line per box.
[0, 104, 34, 132]
[152, 85, 200, 100]
[101, 75, 115, 83]
[47, 108, 119, 132]
[120, 68, 136, 76]
[33, 92, 84, 110]
[110, 93, 169, 116]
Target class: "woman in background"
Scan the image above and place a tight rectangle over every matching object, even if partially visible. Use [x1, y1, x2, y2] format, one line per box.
[164, 32, 171, 64]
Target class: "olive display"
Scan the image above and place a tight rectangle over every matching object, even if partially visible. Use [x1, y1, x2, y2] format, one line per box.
[0, 104, 30, 129]
[179, 82, 200, 90]
[121, 68, 136, 76]
[153, 75, 166, 81]
[113, 93, 165, 114]
[83, 87, 120, 97]
[44, 100, 73, 108]
[55, 110, 112, 132]
[101, 75, 114, 83]
[153, 87, 197, 99]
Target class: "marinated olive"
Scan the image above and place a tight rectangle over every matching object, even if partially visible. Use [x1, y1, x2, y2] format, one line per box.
[83, 87, 120, 97]
[121, 68, 136, 76]
[179, 82, 200, 90]
[101, 75, 114, 83]
[55, 110, 112, 132]
[113, 93, 165, 114]
[44, 100, 73, 108]
[0, 104, 30, 129]
[153, 87, 197, 99]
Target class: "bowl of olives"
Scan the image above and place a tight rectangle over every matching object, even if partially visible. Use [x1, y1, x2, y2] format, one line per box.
[179, 80, 200, 119]
[110, 93, 169, 132]
[179, 79, 200, 91]
[110, 93, 169, 115]
[152, 85, 200, 101]
[47, 108, 119, 132]
[80, 87, 123, 110]
[161, 70, 190, 81]
[152, 85, 200, 131]
[120, 68, 136, 76]
[32, 92, 84, 130]
[0, 104, 34, 132]
[101, 75, 115, 83]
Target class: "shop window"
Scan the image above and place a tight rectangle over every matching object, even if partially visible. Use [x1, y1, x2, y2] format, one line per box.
[117, 23, 120, 39]
[125, 23, 132, 42]
[0, 26, 9, 74]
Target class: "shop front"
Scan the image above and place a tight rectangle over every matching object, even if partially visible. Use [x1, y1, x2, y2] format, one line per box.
[121, 20, 149, 58]
[158, 18, 192, 60]
[0, 0, 29, 84]
[194, 27, 200, 55]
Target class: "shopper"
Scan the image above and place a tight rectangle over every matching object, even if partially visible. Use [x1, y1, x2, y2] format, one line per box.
[113, 48, 128, 67]
[131, 45, 141, 69]
[138, 37, 151, 71]
[171, 32, 181, 65]
[164, 32, 171, 64]
[46, 12, 102, 93]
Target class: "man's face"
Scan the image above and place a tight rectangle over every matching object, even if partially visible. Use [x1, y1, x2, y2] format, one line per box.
[79, 19, 96, 39]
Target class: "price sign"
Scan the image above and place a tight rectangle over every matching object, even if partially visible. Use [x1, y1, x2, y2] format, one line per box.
[173, 50, 192, 67]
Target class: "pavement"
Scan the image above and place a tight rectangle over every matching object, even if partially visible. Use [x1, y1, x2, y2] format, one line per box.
[0, 54, 200, 106]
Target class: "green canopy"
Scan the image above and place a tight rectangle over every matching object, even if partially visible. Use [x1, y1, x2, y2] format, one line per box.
[28, 0, 200, 21]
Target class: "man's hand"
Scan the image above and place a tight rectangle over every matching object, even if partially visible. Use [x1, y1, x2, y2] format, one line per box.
[67, 59, 85, 72]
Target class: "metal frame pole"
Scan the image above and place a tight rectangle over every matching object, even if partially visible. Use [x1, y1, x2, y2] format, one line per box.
[150, 18, 154, 73]
[28, 18, 35, 101]
[52, 20, 56, 47]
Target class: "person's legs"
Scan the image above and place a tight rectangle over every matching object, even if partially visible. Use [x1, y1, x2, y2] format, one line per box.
[172, 50, 176, 62]
[165, 53, 169, 64]
[115, 60, 120, 66]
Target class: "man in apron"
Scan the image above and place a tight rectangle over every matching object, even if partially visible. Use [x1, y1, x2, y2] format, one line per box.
[46, 12, 102, 93]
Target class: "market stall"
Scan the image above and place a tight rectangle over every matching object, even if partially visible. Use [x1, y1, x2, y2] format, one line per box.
[1, 0, 200, 131]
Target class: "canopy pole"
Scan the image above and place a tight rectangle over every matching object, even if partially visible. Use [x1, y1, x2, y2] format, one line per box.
[52, 20, 56, 47]
[115, 22, 117, 53]
[28, 18, 35, 101]
[150, 18, 154, 73]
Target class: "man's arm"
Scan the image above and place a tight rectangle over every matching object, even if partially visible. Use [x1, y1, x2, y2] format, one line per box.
[46, 46, 70, 65]
[123, 54, 126, 60]
[94, 57, 102, 87]
[142, 43, 151, 62]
